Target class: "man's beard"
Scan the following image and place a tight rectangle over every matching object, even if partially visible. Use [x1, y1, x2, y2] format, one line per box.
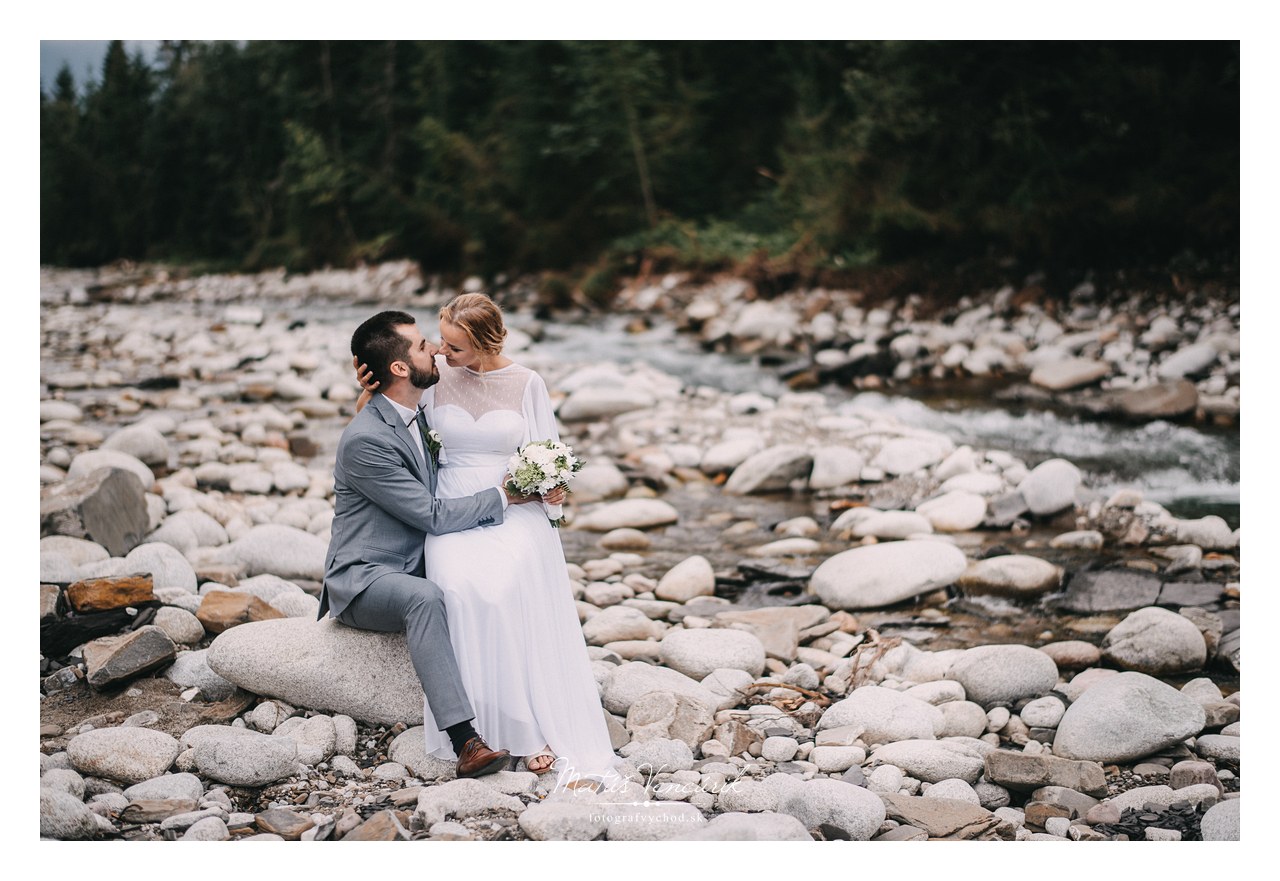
[408, 364, 439, 389]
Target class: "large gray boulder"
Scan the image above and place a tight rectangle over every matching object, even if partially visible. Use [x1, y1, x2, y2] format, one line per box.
[573, 499, 680, 532]
[600, 662, 725, 716]
[724, 445, 813, 495]
[1101, 607, 1208, 675]
[208, 618, 425, 725]
[869, 740, 987, 784]
[1016, 458, 1082, 516]
[809, 540, 967, 610]
[1053, 672, 1206, 763]
[945, 645, 1059, 707]
[1029, 358, 1111, 391]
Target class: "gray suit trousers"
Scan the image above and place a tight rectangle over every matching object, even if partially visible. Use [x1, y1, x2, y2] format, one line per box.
[335, 572, 473, 731]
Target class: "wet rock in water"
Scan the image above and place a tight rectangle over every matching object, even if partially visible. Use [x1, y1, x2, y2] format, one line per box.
[1057, 568, 1163, 613]
[1158, 581, 1225, 607]
[1037, 641, 1102, 670]
[848, 510, 933, 539]
[659, 628, 766, 680]
[1199, 798, 1240, 841]
[163, 649, 239, 701]
[1157, 342, 1219, 379]
[808, 446, 866, 490]
[654, 555, 715, 602]
[955, 555, 1062, 597]
[1029, 357, 1111, 391]
[723, 445, 813, 494]
[915, 491, 987, 532]
[1170, 515, 1237, 551]
[1053, 672, 1206, 763]
[67, 727, 181, 785]
[808, 540, 967, 610]
[1112, 380, 1199, 419]
[208, 617, 427, 725]
[818, 686, 943, 744]
[83, 626, 178, 690]
[196, 590, 287, 634]
[1049, 530, 1104, 550]
[945, 645, 1059, 707]
[1016, 458, 1081, 516]
[1101, 607, 1208, 675]
[40, 467, 150, 557]
[571, 462, 630, 503]
[573, 499, 680, 531]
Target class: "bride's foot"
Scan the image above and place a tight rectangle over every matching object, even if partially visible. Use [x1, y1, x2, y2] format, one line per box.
[524, 745, 556, 775]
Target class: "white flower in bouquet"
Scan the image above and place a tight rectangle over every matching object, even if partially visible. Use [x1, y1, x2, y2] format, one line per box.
[505, 440, 584, 526]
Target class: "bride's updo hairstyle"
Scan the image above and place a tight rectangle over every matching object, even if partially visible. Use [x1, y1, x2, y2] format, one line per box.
[439, 293, 507, 356]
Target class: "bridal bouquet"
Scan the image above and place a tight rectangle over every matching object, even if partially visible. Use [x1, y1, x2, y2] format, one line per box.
[505, 440, 584, 527]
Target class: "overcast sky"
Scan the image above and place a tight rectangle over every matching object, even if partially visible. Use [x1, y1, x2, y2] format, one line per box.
[40, 40, 159, 94]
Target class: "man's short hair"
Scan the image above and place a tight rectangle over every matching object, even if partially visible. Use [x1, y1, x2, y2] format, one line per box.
[352, 310, 416, 388]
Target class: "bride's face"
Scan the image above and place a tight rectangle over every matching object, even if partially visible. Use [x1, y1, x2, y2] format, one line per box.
[438, 320, 480, 368]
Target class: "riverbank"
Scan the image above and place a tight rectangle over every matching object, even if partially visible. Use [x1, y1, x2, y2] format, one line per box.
[39, 263, 1240, 841]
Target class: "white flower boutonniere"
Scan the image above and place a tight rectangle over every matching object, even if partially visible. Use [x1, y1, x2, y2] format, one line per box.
[426, 429, 445, 465]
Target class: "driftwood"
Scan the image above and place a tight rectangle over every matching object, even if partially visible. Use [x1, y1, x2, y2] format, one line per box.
[39, 602, 161, 658]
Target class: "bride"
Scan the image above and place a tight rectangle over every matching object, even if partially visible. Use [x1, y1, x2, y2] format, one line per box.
[359, 293, 619, 785]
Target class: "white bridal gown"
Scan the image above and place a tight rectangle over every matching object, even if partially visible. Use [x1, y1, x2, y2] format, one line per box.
[417, 360, 620, 785]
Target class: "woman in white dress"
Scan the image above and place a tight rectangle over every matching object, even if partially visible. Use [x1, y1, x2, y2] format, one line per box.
[365, 293, 619, 785]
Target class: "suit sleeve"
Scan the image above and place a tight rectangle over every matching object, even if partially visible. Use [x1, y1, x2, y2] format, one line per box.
[342, 430, 504, 534]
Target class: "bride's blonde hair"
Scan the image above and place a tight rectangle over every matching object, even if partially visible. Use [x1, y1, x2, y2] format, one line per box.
[439, 293, 507, 356]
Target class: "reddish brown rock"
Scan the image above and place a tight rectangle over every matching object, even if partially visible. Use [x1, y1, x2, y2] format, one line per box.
[66, 575, 155, 613]
[197, 591, 286, 634]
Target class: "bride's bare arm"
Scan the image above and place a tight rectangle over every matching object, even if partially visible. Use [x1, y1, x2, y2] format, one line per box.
[353, 355, 378, 413]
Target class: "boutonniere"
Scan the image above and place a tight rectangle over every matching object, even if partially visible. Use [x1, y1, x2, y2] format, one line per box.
[426, 429, 445, 465]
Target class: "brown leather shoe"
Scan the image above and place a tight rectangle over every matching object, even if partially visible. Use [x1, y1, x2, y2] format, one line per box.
[455, 735, 511, 778]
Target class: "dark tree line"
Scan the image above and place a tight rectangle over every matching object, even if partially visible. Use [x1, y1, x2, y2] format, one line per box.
[41, 40, 1238, 286]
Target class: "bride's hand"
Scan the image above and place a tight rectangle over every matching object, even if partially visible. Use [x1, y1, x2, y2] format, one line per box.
[542, 486, 567, 506]
[353, 356, 379, 392]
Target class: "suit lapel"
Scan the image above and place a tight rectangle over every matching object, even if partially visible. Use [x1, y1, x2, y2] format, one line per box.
[370, 394, 428, 484]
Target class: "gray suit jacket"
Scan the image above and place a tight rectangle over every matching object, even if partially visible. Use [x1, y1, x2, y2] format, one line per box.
[318, 392, 505, 619]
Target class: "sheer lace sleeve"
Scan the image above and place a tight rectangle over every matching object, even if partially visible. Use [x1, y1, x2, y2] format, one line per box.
[520, 369, 560, 446]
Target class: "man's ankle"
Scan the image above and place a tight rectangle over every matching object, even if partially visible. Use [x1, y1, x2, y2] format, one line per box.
[445, 720, 479, 755]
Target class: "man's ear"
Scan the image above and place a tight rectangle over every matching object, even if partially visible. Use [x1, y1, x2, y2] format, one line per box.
[388, 360, 410, 379]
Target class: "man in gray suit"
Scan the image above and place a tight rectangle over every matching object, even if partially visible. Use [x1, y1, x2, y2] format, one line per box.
[318, 310, 547, 778]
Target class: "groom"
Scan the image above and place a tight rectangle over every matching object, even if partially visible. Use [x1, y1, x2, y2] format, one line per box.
[319, 310, 536, 779]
